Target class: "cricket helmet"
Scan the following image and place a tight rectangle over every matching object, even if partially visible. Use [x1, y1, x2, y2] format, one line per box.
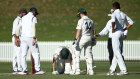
[77, 8, 87, 18]
[60, 48, 69, 59]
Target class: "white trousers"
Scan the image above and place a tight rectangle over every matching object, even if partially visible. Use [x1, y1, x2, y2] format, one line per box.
[56, 59, 72, 74]
[110, 31, 127, 71]
[20, 37, 40, 71]
[75, 37, 93, 71]
[12, 37, 22, 71]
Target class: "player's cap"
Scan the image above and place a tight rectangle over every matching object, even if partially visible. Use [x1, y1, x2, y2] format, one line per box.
[19, 8, 27, 14]
[77, 8, 87, 15]
[108, 9, 114, 16]
[60, 48, 69, 59]
[30, 7, 39, 15]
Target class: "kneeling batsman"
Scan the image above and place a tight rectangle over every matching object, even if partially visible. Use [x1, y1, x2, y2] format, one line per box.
[52, 46, 75, 75]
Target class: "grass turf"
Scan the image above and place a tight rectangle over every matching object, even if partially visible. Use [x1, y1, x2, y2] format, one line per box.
[0, 61, 140, 79]
[0, 0, 140, 41]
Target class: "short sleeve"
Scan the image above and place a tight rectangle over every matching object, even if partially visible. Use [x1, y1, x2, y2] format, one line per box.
[12, 18, 21, 35]
[33, 17, 37, 24]
[53, 47, 63, 58]
[76, 20, 83, 29]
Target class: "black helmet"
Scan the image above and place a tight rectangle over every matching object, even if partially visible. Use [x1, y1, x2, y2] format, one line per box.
[30, 7, 39, 15]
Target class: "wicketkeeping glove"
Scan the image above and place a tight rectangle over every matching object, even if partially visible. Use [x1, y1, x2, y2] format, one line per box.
[92, 38, 97, 46]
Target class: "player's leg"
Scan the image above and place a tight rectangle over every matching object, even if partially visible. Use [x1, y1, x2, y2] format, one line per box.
[17, 37, 22, 72]
[111, 31, 127, 73]
[107, 38, 114, 65]
[120, 39, 124, 60]
[16, 45, 22, 71]
[84, 41, 94, 75]
[18, 37, 29, 75]
[74, 40, 84, 74]
[64, 59, 72, 74]
[12, 37, 18, 74]
[56, 60, 65, 74]
[28, 38, 45, 74]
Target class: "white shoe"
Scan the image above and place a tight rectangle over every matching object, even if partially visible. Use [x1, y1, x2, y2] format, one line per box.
[70, 70, 75, 75]
[12, 70, 18, 75]
[117, 71, 128, 75]
[87, 70, 94, 75]
[75, 69, 80, 75]
[107, 70, 116, 75]
[18, 71, 28, 75]
[35, 70, 45, 75]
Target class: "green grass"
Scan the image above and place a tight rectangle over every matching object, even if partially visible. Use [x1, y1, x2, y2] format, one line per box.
[0, 0, 140, 41]
[0, 61, 140, 79]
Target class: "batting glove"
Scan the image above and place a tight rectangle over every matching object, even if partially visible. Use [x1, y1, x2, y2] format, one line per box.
[72, 38, 77, 45]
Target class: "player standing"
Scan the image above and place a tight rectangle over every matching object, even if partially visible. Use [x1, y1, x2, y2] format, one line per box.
[16, 7, 45, 75]
[52, 46, 74, 75]
[73, 8, 96, 75]
[107, 2, 134, 75]
[12, 8, 27, 74]
[96, 9, 128, 65]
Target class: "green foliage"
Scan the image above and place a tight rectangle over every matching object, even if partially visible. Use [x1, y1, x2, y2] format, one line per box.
[0, 0, 140, 41]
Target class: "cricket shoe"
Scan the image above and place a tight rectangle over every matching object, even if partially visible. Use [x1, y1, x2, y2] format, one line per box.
[107, 70, 117, 75]
[117, 70, 128, 75]
[35, 70, 45, 75]
[75, 69, 80, 75]
[87, 70, 94, 75]
[18, 71, 28, 75]
[12, 70, 18, 75]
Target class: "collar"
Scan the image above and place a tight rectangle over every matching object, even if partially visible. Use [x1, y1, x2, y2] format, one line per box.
[114, 9, 120, 13]
[17, 16, 21, 19]
[81, 16, 88, 19]
[28, 12, 34, 16]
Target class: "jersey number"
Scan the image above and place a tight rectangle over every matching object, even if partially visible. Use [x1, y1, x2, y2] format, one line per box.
[85, 21, 92, 30]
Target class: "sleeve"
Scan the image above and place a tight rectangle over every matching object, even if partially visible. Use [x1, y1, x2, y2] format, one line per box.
[12, 19, 19, 35]
[99, 21, 110, 36]
[126, 15, 134, 25]
[76, 20, 82, 29]
[16, 20, 22, 36]
[53, 47, 62, 58]
[33, 17, 37, 24]
[111, 13, 115, 22]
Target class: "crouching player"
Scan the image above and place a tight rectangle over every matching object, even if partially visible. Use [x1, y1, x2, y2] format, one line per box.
[52, 46, 74, 75]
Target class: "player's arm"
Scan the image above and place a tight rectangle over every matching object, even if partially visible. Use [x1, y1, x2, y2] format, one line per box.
[73, 20, 82, 45]
[75, 29, 82, 39]
[15, 23, 22, 46]
[16, 23, 21, 37]
[123, 15, 134, 31]
[52, 57, 57, 71]
[32, 17, 37, 46]
[12, 20, 18, 40]
[110, 13, 115, 33]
